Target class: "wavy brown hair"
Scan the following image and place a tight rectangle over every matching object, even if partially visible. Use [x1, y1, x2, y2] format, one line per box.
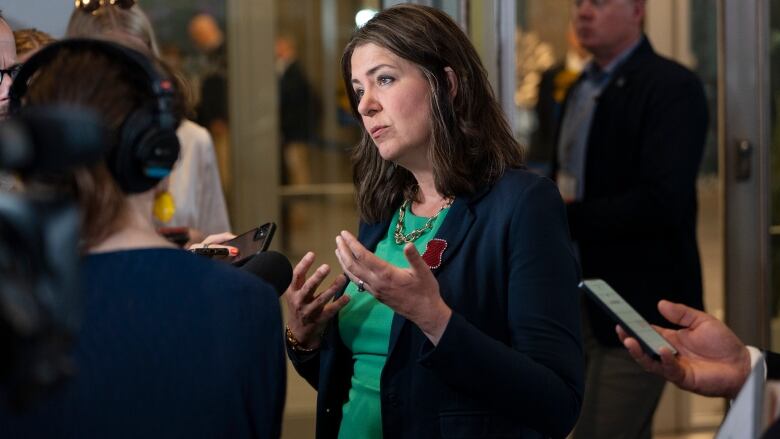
[23, 46, 180, 248]
[342, 4, 524, 223]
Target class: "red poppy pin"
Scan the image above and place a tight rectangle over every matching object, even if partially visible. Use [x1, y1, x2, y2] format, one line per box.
[421, 238, 447, 270]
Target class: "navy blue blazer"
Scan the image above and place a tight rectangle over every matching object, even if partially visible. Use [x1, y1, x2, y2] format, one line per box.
[290, 169, 584, 438]
[0, 249, 286, 438]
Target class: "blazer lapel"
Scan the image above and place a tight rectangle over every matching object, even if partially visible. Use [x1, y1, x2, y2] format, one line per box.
[359, 220, 390, 253]
[430, 195, 477, 273]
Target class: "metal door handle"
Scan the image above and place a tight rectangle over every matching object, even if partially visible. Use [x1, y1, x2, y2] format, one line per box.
[736, 139, 752, 181]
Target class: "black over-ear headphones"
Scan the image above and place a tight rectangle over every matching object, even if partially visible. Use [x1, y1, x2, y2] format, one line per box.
[9, 38, 181, 193]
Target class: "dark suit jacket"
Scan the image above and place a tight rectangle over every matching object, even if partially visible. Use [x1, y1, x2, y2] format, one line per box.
[290, 170, 584, 438]
[558, 37, 708, 346]
[279, 60, 319, 144]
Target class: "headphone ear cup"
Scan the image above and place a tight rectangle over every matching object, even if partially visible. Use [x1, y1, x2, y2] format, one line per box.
[111, 107, 179, 193]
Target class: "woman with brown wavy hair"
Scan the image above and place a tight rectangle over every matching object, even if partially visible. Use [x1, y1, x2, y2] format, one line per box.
[284, 4, 583, 438]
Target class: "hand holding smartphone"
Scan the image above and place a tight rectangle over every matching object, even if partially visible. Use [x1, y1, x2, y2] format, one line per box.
[580, 279, 677, 360]
[192, 222, 276, 266]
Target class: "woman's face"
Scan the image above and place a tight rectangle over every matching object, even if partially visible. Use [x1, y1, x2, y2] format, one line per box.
[350, 43, 432, 169]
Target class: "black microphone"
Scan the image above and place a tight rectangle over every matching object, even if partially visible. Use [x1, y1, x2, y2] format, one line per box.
[239, 251, 293, 297]
[0, 105, 106, 173]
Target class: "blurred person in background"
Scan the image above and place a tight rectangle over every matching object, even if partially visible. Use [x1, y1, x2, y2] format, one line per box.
[0, 11, 18, 191]
[555, 0, 708, 437]
[275, 33, 319, 186]
[187, 12, 230, 196]
[0, 10, 15, 121]
[529, 23, 587, 176]
[14, 28, 54, 64]
[67, 0, 230, 245]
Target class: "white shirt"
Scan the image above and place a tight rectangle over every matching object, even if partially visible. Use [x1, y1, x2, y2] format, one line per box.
[166, 120, 230, 234]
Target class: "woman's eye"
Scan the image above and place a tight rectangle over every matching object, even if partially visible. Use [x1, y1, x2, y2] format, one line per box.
[354, 89, 364, 100]
[378, 76, 394, 86]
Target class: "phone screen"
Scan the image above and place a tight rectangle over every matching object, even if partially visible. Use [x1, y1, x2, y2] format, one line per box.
[580, 279, 677, 359]
[223, 222, 276, 266]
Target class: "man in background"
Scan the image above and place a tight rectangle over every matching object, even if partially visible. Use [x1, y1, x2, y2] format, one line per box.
[0, 12, 16, 121]
[0, 12, 18, 192]
[275, 34, 318, 186]
[555, 1, 708, 437]
[188, 12, 230, 196]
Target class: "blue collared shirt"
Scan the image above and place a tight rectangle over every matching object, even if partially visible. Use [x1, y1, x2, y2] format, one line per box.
[557, 37, 644, 201]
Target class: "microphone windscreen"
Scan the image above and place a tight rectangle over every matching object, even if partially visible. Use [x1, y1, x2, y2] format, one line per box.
[239, 251, 293, 296]
[0, 105, 106, 173]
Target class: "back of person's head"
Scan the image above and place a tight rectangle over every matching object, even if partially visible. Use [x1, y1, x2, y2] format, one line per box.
[15, 40, 182, 248]
[188, 13, 223, 52]
[341, 4, 523, 222]
[14, 28, 55, 62]
[66, 3, 194, 119]
[67, 4, 160, 56]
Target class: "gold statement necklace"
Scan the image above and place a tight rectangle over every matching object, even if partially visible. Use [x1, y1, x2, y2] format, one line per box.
[393, 197, 453, 244]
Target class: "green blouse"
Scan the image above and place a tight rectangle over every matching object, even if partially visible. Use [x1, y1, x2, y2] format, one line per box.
[337, 203, 450, 439]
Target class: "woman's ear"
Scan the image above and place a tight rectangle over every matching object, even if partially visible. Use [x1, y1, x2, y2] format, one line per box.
[444, 67, 458, 99]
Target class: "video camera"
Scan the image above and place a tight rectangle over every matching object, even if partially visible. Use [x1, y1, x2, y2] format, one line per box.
[0, 105, 105, 408]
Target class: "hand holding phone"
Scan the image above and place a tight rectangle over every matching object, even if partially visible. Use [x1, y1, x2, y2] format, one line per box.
[190, 223, 276, 265]
[580, 279, 677, 360]
[223, 222, 276, 266]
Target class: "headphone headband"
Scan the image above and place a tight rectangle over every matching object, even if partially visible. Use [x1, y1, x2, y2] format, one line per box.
[9, 38, 181, 193]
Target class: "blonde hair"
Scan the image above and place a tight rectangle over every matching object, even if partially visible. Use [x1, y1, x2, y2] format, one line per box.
[14, 28, 55, 58]
[66, 4, 194, 117]
[66, 4, 161, 56]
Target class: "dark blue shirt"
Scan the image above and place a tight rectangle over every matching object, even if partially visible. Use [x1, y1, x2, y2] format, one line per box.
[0, 248, 285, 438]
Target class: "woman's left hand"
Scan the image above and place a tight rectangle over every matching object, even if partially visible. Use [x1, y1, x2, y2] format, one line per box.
[334, 230, 452, 345]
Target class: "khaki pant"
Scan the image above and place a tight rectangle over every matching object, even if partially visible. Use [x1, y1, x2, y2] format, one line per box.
[573, 304, 666, 439]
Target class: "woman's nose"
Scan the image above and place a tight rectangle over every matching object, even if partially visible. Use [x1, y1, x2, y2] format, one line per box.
[358, 88, 380, 117]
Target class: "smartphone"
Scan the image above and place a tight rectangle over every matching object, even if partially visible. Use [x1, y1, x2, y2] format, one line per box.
[222, 222, 276, 266]
[580, 279, 677, 360]
[192, 247, 230, 257]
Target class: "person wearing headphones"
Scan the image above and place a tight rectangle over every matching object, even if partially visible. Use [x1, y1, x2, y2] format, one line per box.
[0, 39, 285, 438]
[66, 0, 231, 245]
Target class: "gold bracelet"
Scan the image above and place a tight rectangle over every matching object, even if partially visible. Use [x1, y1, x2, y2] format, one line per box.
[286, 325, 318, 353]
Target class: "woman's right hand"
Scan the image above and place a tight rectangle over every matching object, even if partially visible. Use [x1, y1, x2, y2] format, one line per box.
[284, 252, 349, 350]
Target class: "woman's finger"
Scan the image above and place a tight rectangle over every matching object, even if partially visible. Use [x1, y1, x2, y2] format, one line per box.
[335, 235, 363, 277]
[403, 242, 429, 275]
[299, 275, 349, 325]
[290, 252, 316, 291]
[320, 294, 351, 321]
[333, 248, 356, 281]
[297, 263, 332, 302]
[201, 232, 236, 246]
[338, 231, 385, 272]
[307, 274, 348, 314]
